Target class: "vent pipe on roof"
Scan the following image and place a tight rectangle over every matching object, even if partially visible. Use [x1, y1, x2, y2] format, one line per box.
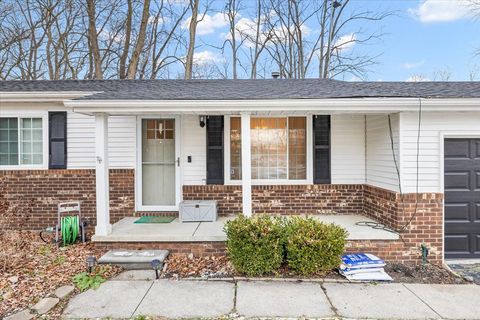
[271, 71, 280, 79]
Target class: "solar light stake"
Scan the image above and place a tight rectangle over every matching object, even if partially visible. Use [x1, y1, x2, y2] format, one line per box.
[86, 256, 96, 273]
[151, 259, 161, 280]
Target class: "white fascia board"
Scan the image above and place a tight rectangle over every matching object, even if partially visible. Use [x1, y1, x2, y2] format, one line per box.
[65, 98, 480, 114]
[0, 91, 99, 102]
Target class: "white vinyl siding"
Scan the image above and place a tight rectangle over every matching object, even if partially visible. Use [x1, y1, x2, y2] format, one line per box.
[399, 111, 480, 193]
[67, 113, 136, 169]
[181, 114, 207, 185]
[331, 114, 366, 184]
[366, 114, 400, 192]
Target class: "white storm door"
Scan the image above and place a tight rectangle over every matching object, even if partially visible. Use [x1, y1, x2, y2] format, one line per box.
[137, 117, 180, 211]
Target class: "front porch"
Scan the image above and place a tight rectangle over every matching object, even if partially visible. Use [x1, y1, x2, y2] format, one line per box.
[92, 214, 399, 243]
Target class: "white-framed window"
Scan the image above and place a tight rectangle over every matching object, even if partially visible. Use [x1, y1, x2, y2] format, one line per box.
[226, 115, 311, 184]
[0, 115, 48, 169]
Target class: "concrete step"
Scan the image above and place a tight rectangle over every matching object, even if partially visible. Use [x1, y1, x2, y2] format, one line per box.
[98, 249, 169, 270]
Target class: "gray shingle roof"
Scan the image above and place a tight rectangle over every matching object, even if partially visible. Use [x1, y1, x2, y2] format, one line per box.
[1, 79, 480, 100]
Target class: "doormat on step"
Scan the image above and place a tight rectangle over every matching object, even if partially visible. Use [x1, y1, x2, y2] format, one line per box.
[134, 216, 176, 223]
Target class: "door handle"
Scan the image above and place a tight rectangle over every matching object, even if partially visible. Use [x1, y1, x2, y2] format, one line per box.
[177, 157, 180, 167]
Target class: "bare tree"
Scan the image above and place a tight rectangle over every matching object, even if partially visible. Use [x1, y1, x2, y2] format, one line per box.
[222, 0, 245, 79]
[259, 0, 390, 79]
[125, 0, 150, 79]
[0, 0, 392, 80]
[86, 0, 103, 79]
[432, 68, 452, 81]
[184, 0, 199, 80]
[469, 65, 479, 81]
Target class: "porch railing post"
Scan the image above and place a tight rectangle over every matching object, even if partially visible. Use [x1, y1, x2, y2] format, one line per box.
[94, 112, 112, 236]
[241, 112, 252, 217]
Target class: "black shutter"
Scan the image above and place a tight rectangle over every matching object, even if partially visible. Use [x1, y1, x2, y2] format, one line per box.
[206, 116, 224, 184]
[313, 115, 331, 184]
[49, 112, 67, 169]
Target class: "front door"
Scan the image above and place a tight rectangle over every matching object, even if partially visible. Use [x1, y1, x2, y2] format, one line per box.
[138, 118, 179, 210]
[444, 138, 480, 259]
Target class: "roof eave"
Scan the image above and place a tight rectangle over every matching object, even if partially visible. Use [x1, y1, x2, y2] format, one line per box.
[0, 91, 99, 102]
[64, 97, 480, 114]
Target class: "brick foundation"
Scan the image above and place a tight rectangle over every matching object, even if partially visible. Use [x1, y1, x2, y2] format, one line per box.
[1, 170, 443, 263]
[182, 184, 364, 216]
[183, 184, 443, 264]
[0, 169, 135, 230]
[363, 186, 443, 264]
[94, 241, 226, 256]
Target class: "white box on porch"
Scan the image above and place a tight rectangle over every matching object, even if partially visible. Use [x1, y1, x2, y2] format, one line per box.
[179, 200, 218, 222]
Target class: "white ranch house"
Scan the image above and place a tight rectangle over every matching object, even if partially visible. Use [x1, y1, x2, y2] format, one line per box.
[0, 79, 479, 263]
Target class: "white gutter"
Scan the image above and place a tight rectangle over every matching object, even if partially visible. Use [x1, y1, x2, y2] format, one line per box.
[0, 91, 99, 102]
[64, 98, 480, 114]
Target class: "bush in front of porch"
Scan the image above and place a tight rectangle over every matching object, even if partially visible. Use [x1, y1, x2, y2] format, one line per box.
[285, 217, 348, 275]
[224, 215, 284, 277]
[224, 215, 348, 276]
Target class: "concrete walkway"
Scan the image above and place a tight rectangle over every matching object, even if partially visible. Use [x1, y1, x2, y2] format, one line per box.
[63, 272, 480, 319]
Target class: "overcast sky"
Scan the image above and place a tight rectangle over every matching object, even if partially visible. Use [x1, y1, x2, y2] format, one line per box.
[191, 0, 479, 81]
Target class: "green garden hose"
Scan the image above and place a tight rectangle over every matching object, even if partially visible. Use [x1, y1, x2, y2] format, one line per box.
[61, 216, 79, 246]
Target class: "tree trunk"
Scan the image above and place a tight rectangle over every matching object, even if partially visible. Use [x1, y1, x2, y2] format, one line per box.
[119, 0, 132, 79]
[185, 0, 199, 80]
[86, 0, 103, 79]
[126, 0, 151, 79]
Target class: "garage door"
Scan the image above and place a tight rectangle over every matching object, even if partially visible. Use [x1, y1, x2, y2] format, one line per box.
[444, 138, 480, 259]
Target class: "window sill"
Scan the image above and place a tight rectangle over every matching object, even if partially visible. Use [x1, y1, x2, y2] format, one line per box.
[0, 164, 48, 170]
[225, 179, 312, 186]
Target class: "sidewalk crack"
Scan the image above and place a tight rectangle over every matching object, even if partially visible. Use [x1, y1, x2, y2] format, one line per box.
[232, 280, 238, 314]
[131, 281, 154, 318]
[402, 284, 443, 319]
[320, 281, 339, 318]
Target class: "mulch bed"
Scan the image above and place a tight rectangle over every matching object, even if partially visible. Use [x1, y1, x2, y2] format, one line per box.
[386, 262, 468, 284]
[162, 254, 466, 284]
[0, 231, 121, 317]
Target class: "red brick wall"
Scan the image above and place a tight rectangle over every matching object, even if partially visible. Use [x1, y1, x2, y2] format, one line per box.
[1, 170, 444, 264]
[363, 185, 443, 264]
[184, 184, 444, 264]
[182, 185, 243, 215]
[94, 241, 226, 256]
[183, 184, 364, 216]
[0, 169, 134, 230]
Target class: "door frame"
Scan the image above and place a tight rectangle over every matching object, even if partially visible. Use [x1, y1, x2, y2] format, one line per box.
[440, 131, 480, 261]
[135, 115, 182, 212]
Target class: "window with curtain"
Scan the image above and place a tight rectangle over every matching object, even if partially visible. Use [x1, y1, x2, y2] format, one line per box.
[229, 116, 306, 181]
[0, 117, 43, 166]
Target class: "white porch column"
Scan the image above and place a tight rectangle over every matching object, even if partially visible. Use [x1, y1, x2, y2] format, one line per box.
[94, 113, 112, 236]
[241, 112, 252, 217]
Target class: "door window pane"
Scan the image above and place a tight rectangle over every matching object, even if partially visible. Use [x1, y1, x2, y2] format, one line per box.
[0, 118, 19, 165]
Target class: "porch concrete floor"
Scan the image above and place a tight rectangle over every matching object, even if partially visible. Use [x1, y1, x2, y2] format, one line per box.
[92, 214, 399, 242]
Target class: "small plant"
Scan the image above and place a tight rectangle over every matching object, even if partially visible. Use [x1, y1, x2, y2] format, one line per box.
[72, 271, 106, 291]
[224, 215, 285, 276]
[37, 245, 51, 256]
[285, 217, 348, 275]
[54, 255, 66, 265]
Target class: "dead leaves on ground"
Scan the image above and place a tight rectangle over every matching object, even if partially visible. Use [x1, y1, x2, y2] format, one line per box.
[0, 230, 120, 317]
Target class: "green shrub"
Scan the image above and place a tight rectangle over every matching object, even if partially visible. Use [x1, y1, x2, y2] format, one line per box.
[224, 215, 285, 276]
[285, 217, 347, 275]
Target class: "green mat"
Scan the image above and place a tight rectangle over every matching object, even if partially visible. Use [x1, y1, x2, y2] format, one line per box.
[134, 216, 176, 224]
